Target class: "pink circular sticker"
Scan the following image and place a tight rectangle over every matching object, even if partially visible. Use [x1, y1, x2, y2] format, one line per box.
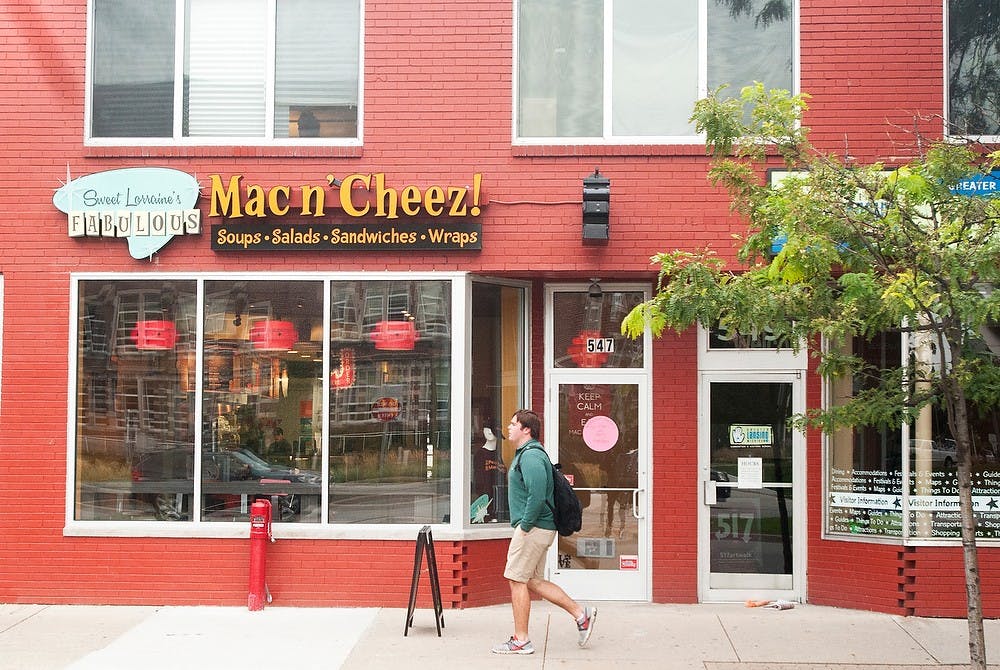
[582, 415, 619, 452]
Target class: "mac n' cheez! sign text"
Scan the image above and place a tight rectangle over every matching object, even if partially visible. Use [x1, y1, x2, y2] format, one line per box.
[211, 221, 481, 251]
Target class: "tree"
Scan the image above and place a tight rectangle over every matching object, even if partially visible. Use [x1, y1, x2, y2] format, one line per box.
[622, 84, 1000, 669]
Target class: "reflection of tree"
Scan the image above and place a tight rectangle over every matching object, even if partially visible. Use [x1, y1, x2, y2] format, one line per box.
[948, 0, 1000, 135]
[715, 0, 790, 28]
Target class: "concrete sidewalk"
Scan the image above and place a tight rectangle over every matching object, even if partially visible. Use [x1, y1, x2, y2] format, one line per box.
[2, 601, 1000, 669]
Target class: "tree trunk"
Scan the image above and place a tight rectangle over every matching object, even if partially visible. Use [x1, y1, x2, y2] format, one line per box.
[951, 384, 987, 670]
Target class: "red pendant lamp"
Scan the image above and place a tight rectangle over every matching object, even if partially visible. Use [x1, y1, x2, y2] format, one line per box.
[369, 320, 418, 350]
[130, 320, 177, 350]
[250, 320, 298, 351]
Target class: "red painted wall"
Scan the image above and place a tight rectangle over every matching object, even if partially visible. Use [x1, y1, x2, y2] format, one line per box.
[0, 0, 996, 615]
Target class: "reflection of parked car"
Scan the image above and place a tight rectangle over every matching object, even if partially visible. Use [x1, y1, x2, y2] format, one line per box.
[202, 448, 321, 521]
[910, 439, 957, 469]
[202, 448, 322, 484]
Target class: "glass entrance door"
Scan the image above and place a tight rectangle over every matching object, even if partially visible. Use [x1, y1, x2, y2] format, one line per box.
[547, 375, 649, 601]
[700, 375, 804, 602]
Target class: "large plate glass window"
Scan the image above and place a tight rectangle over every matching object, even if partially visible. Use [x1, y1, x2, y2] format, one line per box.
[468, 282, 527, 525]
[90, 0, 361, 142]
[825, 330, 1000, 541]
[201, 280, 324, 523]
[328, 280, 452, 524]
[947, 0, 1000, 138]
[74, 280, 198, 521]
[515, 0, 794, 141]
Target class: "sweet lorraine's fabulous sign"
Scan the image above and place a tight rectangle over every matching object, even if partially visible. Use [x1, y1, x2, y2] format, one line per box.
[209, 172, 484, 252]
[54, 168, 201, 259]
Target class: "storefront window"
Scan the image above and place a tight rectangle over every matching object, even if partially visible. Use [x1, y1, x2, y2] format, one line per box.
[827, 331, 906, 538]
[552, 289, 644, 369]
[825, 331, 1000, 541]
[75, 280, 198, 520]
[327, 280, 452, 524]
[71, 275, 474, 530]
[468, 283, 527, 525]
[201, 280, 323, 522]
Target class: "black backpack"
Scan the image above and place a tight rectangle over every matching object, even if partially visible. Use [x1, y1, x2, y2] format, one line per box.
[515, 446, 583, 537]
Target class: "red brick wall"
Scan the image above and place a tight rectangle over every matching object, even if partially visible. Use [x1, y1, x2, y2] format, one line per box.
[650, 330, 700, 602]
[2, 0, 998, 615]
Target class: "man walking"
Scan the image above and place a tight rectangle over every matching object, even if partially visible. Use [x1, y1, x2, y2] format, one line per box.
[491, 409, 596, 655]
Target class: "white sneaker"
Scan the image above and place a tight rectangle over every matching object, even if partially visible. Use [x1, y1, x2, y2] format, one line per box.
[491, 636, 535, 655]
[577, 606, 597, 647]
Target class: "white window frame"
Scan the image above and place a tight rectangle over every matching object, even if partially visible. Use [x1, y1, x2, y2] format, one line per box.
[84, 0, 364, 147]
[66, 272, 527, 542]
[943, 0, 1000, 143]
[512, 0, 800, 146]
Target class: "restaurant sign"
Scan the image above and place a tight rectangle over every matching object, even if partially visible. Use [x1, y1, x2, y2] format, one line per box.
[54, 167, 201, 259]
[209, 172, 484, 252]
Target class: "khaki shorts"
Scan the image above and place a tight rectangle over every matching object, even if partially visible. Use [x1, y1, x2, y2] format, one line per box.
[503, 526, 557, 583]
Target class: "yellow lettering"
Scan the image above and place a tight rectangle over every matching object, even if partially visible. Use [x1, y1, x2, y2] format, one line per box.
[209, 174, 243, 218]
[424, 186, 445, 216]
[341, 173, 370, 216]
[400, 185, 421, 216]
[244, 184, 266, 218]
[447, 186, 468, 216]
[374, 173, 399, 219]
[301, 184, 326, 216]
[268, 185, 290, 216]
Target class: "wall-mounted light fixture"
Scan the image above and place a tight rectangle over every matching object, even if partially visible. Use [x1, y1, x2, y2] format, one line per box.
[582, 168, 610, 241]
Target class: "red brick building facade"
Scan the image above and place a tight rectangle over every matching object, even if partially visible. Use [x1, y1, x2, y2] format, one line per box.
[0, 0, 997, 616]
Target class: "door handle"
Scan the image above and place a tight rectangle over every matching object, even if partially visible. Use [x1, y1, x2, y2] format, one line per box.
[632, 488, 644, 519]
[704, 480, 717, 505]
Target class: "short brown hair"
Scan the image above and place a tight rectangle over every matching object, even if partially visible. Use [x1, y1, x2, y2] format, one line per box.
[512, 409, 540, 439]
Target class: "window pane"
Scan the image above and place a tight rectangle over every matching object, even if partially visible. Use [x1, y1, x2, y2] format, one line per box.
[948, 0, 1000, 136]
[470, 283, 526, 524]
[75, 280, 197, 520]
[613, 0, 697, 136]
[708, 0, 794, 95]
[517, 0, 603, 137]
[275, 0, 360, 138]
[92, 0, 175, 137]
[552, 290, 644, 369]
[328, 280, 452, 524]
[201, 280, 323, 523]
[184, 0, 267, 137]
[825, 333, 904, 538]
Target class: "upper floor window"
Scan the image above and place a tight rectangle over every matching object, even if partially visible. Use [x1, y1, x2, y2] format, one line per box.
[948, 0, 1000, 138]
[515, 0, 795, 143]
[88, 0, 361, 144]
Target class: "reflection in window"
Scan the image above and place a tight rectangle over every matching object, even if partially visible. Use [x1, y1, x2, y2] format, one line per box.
[469, 283, 526, 524]
[201, 280, 324, 523]
[75, 280, 197, 520]
[825, 330, 1000, 541]
[826, 332, 905, 538]
[71, 276, 492, 528]
[328, 280, 451, 524]
[516, 0, 793, 140]
[948, 0, 1000, 136]
[552, 290, 644, 369]
[90, 0, 361, 141]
